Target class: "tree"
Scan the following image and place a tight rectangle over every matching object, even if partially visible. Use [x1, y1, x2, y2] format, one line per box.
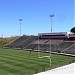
[70, 27, 75, 34]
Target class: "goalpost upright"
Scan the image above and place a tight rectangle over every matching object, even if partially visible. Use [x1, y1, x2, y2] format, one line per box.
[38, 14, 54, 68]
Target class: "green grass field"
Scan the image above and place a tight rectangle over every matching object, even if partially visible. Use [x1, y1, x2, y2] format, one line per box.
[0, 48, 75, 75]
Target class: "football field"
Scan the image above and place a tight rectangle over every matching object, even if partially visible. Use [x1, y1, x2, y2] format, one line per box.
[0, 48, 75, 75]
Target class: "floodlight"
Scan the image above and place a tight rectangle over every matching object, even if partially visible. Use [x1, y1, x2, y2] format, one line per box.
[19, 19, 23, 36]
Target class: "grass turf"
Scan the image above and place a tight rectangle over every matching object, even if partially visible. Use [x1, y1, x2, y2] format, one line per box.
[0, 48, 75, 75]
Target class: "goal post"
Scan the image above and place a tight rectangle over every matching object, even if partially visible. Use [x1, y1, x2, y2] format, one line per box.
[37, 34, 52, 67]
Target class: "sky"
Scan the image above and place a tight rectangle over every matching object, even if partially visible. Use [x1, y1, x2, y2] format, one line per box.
[0, 0, 74, 37]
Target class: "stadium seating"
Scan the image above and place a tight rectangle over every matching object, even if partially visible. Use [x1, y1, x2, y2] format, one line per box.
[32, 39, 63, 45]
[63, 44, 75, 54]
[45, 40, 63, 45]
[4, 34, 75, 55]
[64, 37, 75, 41]
[15, 36, 38, 49]
[25, 44, 38, 50]
[57, 41, 74, 50]
[4, 35, 30, 48]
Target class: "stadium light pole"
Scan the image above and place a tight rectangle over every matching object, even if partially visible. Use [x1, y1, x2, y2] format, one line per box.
[49, 14, 54, 33]
[49, 14, 54, 67]
[19, 19, 23, 36]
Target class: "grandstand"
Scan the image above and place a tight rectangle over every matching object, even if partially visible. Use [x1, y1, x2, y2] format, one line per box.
[15, 35, 37, 49]
[4, 35, 38, 49]
[4, 32, 75, 55]
[4, 35, 30, 48]
[63, 44, 75, 54]
[54, 41, 75, 53]
[32, 39, 63, 45]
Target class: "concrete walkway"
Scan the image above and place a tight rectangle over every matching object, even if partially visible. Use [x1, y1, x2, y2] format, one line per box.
[34, 63, 75, 75]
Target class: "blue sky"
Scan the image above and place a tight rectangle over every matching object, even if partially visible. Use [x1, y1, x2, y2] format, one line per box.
[0, 0, 74, 37]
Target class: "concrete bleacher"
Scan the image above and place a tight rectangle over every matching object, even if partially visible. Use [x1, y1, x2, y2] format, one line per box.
[55, 41, 75, 52]
[4, 33, 75, 55]
[64, 37, 75, 41]
[29, 40, 75, 55]
[4, 36, 29, 48]
[63, 44, 75, 54]
[14, 36, 38, 49]
[4, 35, 34, 48]
[46, 40, 63, 45]
[32, 39, 63, 45]
[25, 44, 38, 50]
